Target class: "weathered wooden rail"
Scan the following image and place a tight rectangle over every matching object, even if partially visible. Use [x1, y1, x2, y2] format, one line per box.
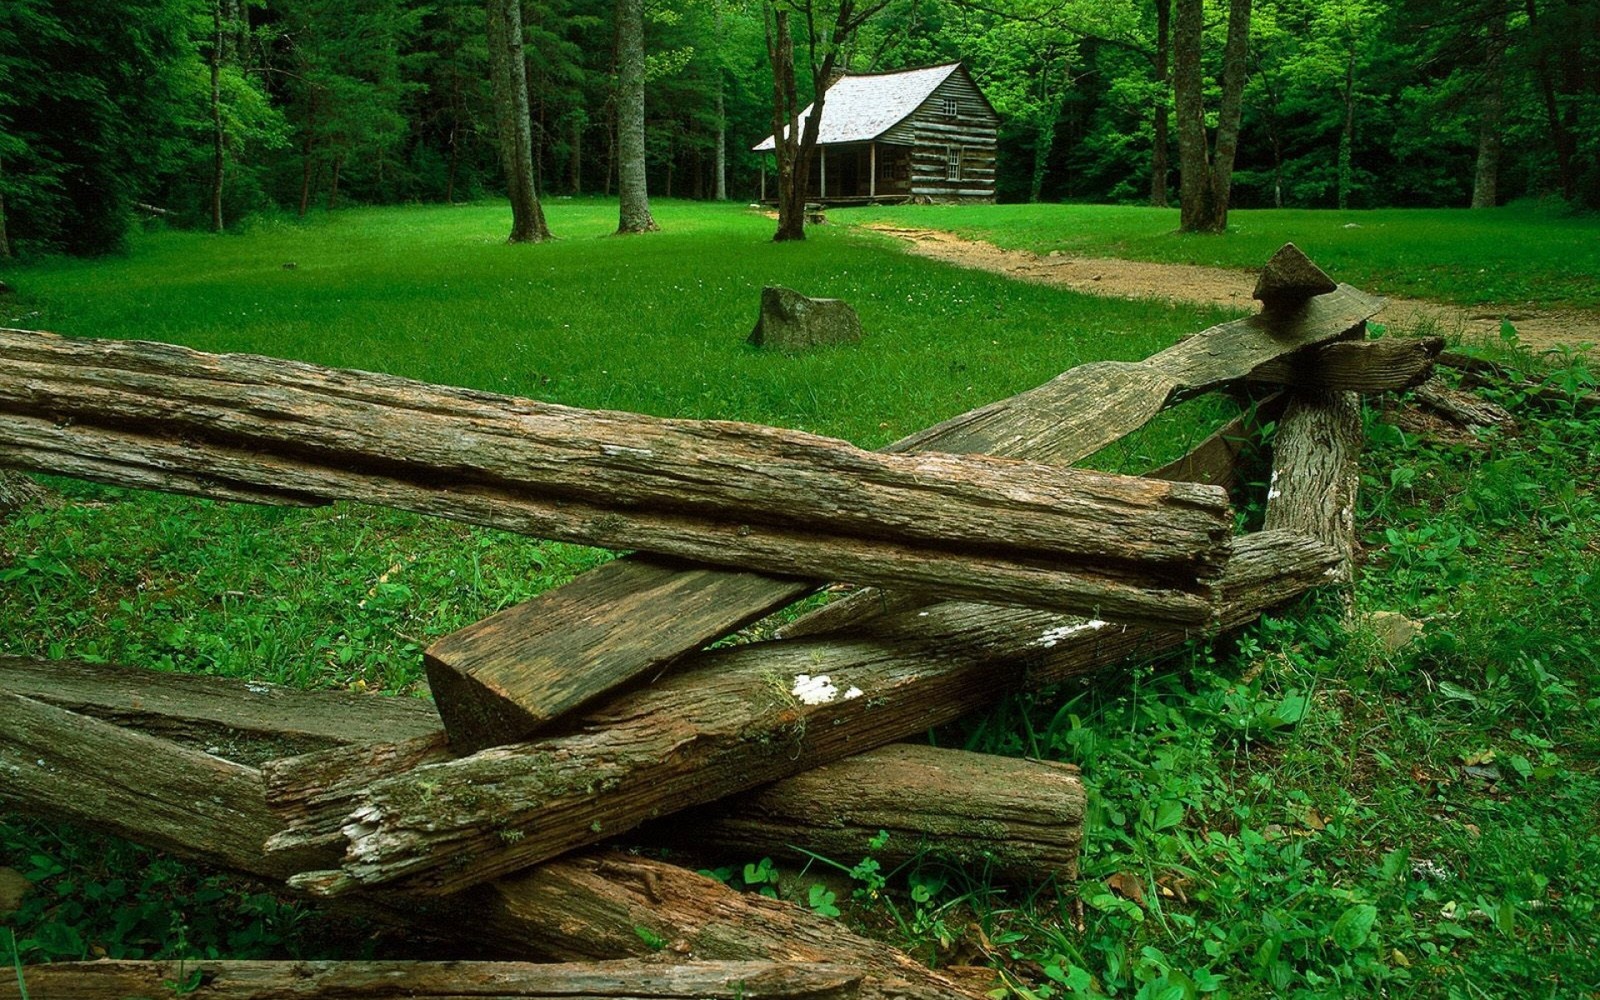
[0, 243, 1446, 995]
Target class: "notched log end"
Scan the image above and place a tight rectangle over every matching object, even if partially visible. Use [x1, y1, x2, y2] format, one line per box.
[1253, 243, 1337, 307]
[423, 650, 545, 756]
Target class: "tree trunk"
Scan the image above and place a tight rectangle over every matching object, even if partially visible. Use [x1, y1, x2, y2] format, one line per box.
[658, 743, 1084, 884]
[298, 98, 316, 217]
[715, 85, 728, 200]
[1030, 113, 1055, 204]
[1151, 0, 1171, 207]
[0, 329, 1236, 627]
[1176, 0, 1250, 232]
[486, 0, 551, 242]
[1525, 0, 1577, 200]
[569, 114, 583, 194]
[0, 158, 12, 259]
[615, 0, 658, 233]
[1338, 50, 1355, 210]
[210, 0, 225, 233]
[326, 153, 342, 211]
[767, 10, 806, 241]
[1472, 4, 1507, 208]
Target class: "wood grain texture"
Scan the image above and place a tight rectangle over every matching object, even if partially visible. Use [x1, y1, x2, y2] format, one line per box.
[265, 532, 1344, 898]
[4, 959, 865, 1000]
[0, 655, 440, 764]
[1413, 377, 1517, 429]
[657, 743, 1085, 884]
[1246, 336, 1442, 393]
[426, 558, 812, 753]
[0, 328, 1231, 624]
[1264, 391, 1363, 583]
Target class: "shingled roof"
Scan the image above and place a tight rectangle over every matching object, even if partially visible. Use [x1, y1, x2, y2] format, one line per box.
[752, 63, 964, 151]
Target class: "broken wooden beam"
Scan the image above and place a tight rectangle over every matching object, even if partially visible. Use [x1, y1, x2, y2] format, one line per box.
[0, 328, 1232, 625]
[1413, 377, 1517, 430]
[657, 743, 1084, 884]
[424, 268, 1378, 753]
[0, 672, 982, 1000]
[3, 959, 865, 1000]
[265, 530, 1344, 899]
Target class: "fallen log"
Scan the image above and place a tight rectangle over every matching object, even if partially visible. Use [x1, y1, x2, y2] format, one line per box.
[0, 328, 1232, 626]
[655, 743, 1085, 884]
[4, 959, 864, 1000]
[1437, 349, 1597, 415]
[0, 677, 982, 1000]
[266, 531, 1343, 898]
[426, 274, 1377, 752]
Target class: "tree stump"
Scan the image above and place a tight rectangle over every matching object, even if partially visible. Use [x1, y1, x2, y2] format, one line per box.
[748, 286, 862, 350]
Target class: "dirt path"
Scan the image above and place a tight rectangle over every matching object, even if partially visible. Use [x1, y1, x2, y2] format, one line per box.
[865, 225, 1599, 355]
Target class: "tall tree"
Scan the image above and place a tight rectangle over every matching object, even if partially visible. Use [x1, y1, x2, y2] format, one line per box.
[486, 0, 552, 241]
[1472, 0, 1509, 207]
[766, 0, 892, 241]
[1150, 0, 1171, 206]
[616, 0, 660, 231]
[1174, 0, 1250, 231]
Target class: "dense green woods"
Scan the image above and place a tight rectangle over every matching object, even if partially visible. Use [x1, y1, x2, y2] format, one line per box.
[0, 0, 1596, 255]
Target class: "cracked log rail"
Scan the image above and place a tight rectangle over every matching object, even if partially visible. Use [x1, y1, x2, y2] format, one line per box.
[427, 263, 1386, 752]
[0, 328, 1232, 626]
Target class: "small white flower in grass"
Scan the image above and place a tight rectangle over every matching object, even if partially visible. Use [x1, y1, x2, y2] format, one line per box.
[1036, 619, 1108, 648]
[792, 674, 839, 705]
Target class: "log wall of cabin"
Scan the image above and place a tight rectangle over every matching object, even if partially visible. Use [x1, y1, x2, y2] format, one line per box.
[888, 71, 999, 203]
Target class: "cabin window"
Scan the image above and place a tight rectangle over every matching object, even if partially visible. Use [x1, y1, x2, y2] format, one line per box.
[946, 145, 962, 182]
[941, 97, 959, 118]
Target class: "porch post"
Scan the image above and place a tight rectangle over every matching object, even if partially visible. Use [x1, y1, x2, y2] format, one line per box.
[760, 158, 766, 202]
[869, 142, 877, 199]
[820, 147, 827, 199]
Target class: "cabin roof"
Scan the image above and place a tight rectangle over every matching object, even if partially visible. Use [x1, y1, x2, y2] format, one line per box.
[752, 63, 974, 151]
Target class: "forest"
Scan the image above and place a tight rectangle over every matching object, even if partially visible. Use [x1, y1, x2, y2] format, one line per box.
[0, 0, 1597, 257]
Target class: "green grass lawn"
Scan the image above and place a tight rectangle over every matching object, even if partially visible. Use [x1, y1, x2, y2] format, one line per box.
[845, 201, 1600, 311]
[2, 199, 1598, 997]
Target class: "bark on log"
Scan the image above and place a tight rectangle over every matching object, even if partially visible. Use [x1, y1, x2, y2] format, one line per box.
[0, 469, 48, 518]
[265, 531, 1344, 898]
[0, 329, 1232, 626]
[0, 680, 983, 1000]
[4, 959, 863, 1000]
[1413, 378, 1516, 430]
[424, 286, 1378, 753]
[656, 744, 1085, 884]
[1263, 391, 1363, 583]
[1436, 350, 1597, 416]
[1246, 337, 1442, 393]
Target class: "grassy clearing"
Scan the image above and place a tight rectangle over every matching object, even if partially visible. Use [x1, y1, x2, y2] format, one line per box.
[2, 201, 1598, 997]
[845, 201, 1600, 312]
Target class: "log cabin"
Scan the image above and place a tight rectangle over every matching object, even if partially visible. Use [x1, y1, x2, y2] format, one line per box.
[753, 63, 1000, 205]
